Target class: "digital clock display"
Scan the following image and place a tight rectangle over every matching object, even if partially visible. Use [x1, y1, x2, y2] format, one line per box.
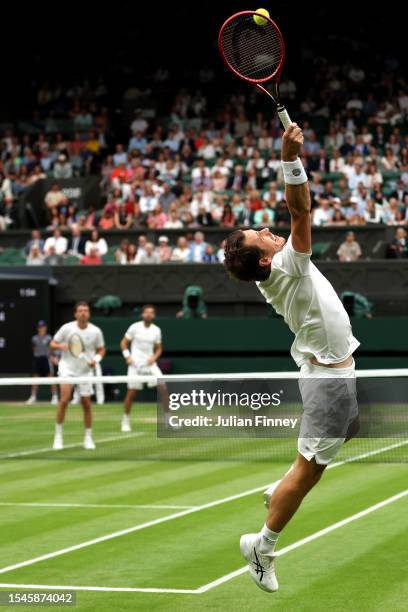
[0, 278, 50, 373]
[19, 288, 38, 297]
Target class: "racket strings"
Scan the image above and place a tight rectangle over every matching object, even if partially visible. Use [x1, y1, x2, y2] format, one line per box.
[221, 14, 283, 81]
[222, 32, 282, 77]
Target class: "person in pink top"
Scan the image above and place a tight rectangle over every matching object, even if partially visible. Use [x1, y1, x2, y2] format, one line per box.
[147, 204, 167, 229]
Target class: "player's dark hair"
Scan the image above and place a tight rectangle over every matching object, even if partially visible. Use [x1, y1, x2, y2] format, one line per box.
[74, 300, 90, 313]
[224, 230, 270, 282]
[142, 304, 155, 313]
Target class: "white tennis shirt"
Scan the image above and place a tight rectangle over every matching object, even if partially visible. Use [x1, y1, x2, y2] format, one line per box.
[54, 321, 105, 375]
[256, 236, 360, 367]
[125, 321, 162, 368]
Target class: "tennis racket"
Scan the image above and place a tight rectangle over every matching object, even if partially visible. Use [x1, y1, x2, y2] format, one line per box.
[218, 10, 291, 129]
[68, 333, 86, 360]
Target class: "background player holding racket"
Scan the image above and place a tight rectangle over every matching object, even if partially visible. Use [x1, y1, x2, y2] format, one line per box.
[119, 304, 164, 432]
[50, 301, 105, 450]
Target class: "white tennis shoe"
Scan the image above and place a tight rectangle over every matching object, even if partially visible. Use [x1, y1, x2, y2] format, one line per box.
[240, 533, 279, 593]
[53, 433, 64, 451]
[84, 435, 96, 450]
[26, 395, 36, 405]
[121, 416, 132, 432]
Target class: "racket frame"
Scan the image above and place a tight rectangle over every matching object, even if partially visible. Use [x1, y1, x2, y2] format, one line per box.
[68, 333, 86, 359]
[218, 10, 292, 128]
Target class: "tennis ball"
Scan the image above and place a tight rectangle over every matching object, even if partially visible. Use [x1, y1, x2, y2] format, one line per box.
[253, 8, 270, 26]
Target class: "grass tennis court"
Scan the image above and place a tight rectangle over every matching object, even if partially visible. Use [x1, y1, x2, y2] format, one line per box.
[0, 402, 407, 611]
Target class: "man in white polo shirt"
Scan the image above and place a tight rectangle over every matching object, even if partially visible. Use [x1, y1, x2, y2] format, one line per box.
[50, 301, 105, 451]
[119, 304, 163, 432]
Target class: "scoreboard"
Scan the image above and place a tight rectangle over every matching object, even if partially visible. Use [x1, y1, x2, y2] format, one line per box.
[0, 277, 50, 373]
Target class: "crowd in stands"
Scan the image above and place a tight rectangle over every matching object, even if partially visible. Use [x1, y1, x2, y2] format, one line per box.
[23, 227, 226, 266]
[20, 224, 407, 266]
[1, 57, 408, 267]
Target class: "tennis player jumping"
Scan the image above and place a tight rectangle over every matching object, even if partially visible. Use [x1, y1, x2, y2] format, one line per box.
[224, 123, 360, 592]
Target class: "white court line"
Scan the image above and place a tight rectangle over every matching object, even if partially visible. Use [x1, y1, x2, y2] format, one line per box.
[0, 502, 197, 510]
[0, 439, 405, 577]
[0, 432, 143, 459]
[1, 488, 407, 595]
[0, 583, 197, 594]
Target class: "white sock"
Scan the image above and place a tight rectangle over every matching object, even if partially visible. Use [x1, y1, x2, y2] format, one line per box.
[85, 428, 93, 437]
[260, 524, 280, 554]
[55, 424, 63, 435]
[123, 414, 130, 421]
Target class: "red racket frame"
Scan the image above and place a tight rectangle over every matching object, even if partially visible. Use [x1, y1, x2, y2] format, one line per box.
[218, 10, 291, 128]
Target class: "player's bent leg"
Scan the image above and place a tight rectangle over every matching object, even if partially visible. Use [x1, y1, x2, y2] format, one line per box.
[266, 453, 326, 531]
[122, 389, 137, 432]
[49, 375, 58, 405]
[241, 453, 326, 593]
[157, 382, 180, 429]
[53, 384, 72, 450]
[157, 382, 169, 410]
[263, 463, 294, 508]
[81, 394, 95, 450]
[264, 433, 347, 509]
[81, 396, 92, 428]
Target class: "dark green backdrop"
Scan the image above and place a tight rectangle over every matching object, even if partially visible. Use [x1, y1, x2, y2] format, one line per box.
[93, 316, 408, 376]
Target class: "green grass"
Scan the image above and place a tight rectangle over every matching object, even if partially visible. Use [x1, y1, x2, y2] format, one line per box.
[0, 402, 407, 611]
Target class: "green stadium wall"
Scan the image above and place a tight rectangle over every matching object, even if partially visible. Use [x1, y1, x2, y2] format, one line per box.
[93, 316, 408, 375]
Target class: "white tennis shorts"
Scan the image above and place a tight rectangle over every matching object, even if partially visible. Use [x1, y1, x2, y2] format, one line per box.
[127, 363, 163, 390]
[58, 366, 94, 398]
[297, 359, 358, 465]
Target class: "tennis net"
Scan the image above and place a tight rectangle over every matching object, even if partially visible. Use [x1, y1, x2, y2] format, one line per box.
[0, 370, 407, 462]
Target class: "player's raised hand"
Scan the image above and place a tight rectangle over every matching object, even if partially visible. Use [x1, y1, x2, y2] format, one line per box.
[282, 123, 304, 161]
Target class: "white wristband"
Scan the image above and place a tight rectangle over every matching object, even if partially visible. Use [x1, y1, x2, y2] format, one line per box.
[281, 158, 308, 185]
[94, 353, 102, 363]
[122, 349, 130, 359]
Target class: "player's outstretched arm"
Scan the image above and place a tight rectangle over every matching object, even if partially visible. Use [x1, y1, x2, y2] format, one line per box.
[281, 124, 311, 254]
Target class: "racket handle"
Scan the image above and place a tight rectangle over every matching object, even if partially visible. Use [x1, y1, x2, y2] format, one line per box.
[277, 106, 292, 129]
